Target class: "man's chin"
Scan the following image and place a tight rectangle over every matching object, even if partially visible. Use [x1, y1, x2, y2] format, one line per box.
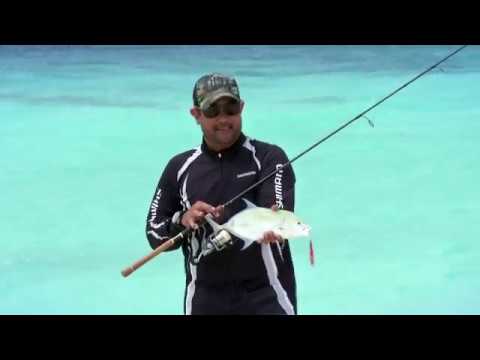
[216, 131, 239, 145]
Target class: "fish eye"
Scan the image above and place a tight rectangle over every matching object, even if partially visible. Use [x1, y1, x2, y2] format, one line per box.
[297, 221, 300, 225]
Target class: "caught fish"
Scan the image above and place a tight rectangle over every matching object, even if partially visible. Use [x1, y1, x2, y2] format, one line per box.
[205, 198, 311, 250]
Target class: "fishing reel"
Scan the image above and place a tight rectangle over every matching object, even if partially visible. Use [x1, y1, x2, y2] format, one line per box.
[189, 229, 234, 265]
[204, 230, 233, 255]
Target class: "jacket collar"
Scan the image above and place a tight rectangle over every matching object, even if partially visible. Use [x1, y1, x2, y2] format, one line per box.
[201, 132, 246, 159]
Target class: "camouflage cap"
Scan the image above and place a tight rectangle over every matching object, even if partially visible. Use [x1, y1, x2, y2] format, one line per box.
[192, 73, 241, 111]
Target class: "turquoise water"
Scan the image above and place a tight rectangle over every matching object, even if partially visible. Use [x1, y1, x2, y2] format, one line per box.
[1, 45, 479, 314]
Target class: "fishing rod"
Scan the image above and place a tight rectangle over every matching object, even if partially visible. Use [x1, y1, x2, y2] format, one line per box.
[121, 45, 467, 278]
[225, 45, 468, 207]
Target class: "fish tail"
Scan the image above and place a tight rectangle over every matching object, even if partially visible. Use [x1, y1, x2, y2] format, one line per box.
[204, 214, 223, 233]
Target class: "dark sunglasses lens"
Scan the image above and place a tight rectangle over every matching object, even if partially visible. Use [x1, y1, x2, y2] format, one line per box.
[203, 104, 220, 118]
[203, 100, 240, 118]
[225, 102, 241, 115]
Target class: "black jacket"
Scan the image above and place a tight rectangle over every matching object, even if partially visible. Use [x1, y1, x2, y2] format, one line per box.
[146, 132, 296, 303]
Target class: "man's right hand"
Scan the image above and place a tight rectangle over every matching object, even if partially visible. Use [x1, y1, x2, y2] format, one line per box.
[181, 201, 223, 230]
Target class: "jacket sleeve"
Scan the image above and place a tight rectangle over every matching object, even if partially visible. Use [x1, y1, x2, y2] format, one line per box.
[145, 158, 186, 251]
[255, 145, 296, 212]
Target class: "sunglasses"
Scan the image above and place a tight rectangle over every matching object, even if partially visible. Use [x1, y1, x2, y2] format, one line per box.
[202, 100, 241, 118]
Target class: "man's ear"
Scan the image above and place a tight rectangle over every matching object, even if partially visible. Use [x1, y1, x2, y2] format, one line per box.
[190, 107, 201, 125]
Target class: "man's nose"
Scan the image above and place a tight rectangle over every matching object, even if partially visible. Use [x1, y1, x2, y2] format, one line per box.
[216, 114, 231, 122]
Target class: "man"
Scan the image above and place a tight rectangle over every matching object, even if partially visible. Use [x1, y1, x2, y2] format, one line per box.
[146, 73, 297, 315]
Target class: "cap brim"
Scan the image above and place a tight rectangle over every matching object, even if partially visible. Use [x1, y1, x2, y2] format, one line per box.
[200, 90, 240, 111]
